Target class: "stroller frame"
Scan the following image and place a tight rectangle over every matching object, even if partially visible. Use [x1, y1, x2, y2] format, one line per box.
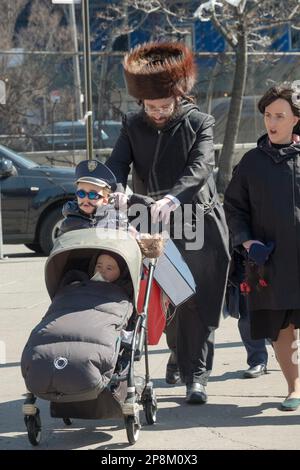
[22, 229, 161, 446]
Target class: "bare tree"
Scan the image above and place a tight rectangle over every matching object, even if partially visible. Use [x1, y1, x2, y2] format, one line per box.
[93, 1, 300, 190]
[194, 0, 300, 193]
[0, 0, 72, 148]
[92, 1, 195, 121]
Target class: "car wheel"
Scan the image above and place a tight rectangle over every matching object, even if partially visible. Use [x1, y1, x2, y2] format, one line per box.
[39, 207, 63, 255]
[24, 243, 43, 254]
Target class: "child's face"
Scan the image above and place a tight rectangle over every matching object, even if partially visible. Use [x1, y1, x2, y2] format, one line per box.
[76, 182, 110, 215]
[94, 254, 121, 282]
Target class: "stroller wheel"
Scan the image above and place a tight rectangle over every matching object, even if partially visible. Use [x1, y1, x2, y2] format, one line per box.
[142, 384, 157, 425]
[63, 418, 72, 426]
[25, 409, 41, 446]
[125, 415, 140, 445]
[144, 399, 157, 424]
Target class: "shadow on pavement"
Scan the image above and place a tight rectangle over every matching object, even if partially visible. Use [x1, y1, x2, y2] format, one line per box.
[0, 362, 20, 369]
[4, 252, 45, 259]
[1, 394, 299, 450]
[0, 398, 119, 450]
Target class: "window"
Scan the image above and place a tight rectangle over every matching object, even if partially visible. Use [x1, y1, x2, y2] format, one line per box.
[290, 27, 300, 51]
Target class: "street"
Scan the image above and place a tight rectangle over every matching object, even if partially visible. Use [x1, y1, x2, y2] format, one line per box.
[0, 245, 299, 450]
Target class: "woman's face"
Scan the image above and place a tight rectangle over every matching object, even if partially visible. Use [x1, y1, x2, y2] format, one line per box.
[94, 254, 120, 282]
[264, 98, 299, 145]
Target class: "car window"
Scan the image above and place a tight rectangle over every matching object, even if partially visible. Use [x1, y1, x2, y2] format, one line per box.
[0, 145, 38, 169]
[42, 121, 121, 149]
[99, 123, 121, 146]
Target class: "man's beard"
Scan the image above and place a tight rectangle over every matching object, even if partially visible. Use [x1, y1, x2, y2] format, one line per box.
[142, 101, 181, 130]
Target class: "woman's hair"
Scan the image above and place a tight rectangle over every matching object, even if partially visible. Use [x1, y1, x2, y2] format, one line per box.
[258, 83, 300, 117]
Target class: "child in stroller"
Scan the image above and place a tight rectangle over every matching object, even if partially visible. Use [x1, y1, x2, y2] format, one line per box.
[21, 228, 159, 446]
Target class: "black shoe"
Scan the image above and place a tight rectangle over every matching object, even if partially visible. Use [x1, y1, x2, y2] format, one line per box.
[243, 364, 267, 379]
[165, 364, 181, 384]
[186, 383, 207, 404]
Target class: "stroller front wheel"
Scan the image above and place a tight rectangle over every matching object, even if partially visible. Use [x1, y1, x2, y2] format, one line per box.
[142, 386, 157, 425]
[144, 396, 157, 425]
[25, 409, 41, 446]
[125, 415, 140, 445]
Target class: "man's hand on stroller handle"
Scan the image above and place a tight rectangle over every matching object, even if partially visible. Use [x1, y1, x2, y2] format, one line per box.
[151, 197, 178, 224]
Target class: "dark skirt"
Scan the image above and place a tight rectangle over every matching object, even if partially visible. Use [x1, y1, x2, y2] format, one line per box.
[250, 308, 300, 341]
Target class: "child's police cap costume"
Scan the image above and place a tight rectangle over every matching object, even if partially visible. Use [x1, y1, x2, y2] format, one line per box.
[75, 159, 117, 191]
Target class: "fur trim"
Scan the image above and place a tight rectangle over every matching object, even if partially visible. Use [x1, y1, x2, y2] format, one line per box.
[123, 41, 197, 100]
[136, 234, 166, 258]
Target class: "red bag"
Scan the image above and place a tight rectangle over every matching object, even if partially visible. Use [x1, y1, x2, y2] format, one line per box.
[137, 269, 169, 345]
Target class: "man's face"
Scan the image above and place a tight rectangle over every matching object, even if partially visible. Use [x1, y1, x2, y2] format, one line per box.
[76, 182, 109, 215]
[144, 97, 176, 128]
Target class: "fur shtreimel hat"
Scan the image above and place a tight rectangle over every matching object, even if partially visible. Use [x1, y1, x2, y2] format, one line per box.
[123, 41, 197, 100]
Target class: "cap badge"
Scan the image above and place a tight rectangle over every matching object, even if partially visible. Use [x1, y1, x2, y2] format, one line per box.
[88, 160, 98, 172]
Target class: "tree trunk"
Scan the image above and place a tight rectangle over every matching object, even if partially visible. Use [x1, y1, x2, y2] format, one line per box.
[205, 57, 223, 115]
[216, 31, 248, 195]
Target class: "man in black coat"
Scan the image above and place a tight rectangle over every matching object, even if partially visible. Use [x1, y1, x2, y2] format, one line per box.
[107, 41, 230, 404]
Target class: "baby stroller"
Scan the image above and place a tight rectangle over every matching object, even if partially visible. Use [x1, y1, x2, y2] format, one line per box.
[21, 228, 161, 446]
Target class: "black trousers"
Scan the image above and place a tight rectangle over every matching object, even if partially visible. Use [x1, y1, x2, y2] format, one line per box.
[165, 296, 215, 386]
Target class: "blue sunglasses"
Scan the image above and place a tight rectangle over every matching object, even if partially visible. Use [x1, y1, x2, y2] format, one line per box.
[76, 189, 104, 200]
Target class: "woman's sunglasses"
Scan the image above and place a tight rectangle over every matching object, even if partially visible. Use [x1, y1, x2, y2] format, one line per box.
[76, 189, 104, 200]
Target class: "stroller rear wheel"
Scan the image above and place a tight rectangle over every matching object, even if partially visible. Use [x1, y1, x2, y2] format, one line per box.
[25, 409, 41, 446]
[144, 390, 157, 425]
[125, 415, 140, 445]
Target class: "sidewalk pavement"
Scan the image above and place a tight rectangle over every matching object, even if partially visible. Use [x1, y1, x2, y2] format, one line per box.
[0, 245, 299, 450]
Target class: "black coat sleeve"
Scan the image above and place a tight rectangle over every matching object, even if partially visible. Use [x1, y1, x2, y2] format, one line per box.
[128, 193, 155, 207]
[168, 114, 215, 204]
[224, 157, 253, 248]
[106, 115, 133, 192]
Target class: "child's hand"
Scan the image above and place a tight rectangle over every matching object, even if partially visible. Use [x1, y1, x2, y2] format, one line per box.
[113, 192, 128, 210]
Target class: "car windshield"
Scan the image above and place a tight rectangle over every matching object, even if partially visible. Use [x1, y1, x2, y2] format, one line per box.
[0, 145, 39, 169]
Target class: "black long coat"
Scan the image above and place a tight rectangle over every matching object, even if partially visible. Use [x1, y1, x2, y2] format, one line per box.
[224, 134, 300, 311]
[107, 103, 230, 327]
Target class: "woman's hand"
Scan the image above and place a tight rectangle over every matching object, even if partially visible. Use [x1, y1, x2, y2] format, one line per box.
[242, 240, 264, 252]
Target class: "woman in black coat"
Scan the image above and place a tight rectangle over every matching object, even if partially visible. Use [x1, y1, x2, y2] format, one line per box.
[224, 84, 300, 411]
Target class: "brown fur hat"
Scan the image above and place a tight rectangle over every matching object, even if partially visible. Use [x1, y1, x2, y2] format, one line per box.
[123, 41, 197, 100]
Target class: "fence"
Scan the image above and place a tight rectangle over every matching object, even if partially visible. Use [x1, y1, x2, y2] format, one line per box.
[1, 51, 300, 153]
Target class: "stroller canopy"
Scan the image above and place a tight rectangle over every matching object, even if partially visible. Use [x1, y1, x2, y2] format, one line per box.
[45, 228, 142, 306]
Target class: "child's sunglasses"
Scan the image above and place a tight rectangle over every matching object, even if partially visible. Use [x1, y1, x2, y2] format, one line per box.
[76, 189, 104, 200]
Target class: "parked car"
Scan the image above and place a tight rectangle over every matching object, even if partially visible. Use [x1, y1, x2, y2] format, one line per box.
[36, 120, 122, 150]
[0, 145, 76, 255]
